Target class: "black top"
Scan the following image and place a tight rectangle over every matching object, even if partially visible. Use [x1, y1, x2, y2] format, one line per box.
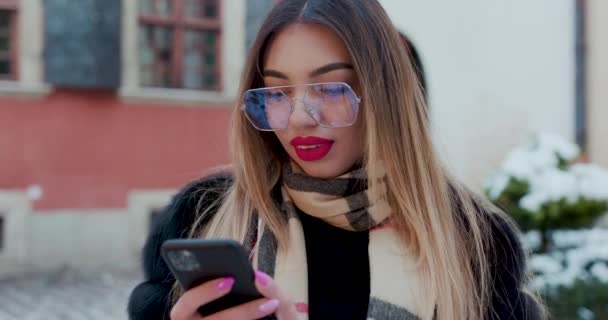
[298, 209, 370, 320]
[127, 174, 542, 320]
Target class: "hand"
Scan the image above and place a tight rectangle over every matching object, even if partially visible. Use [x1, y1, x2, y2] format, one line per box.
[170, 271, 300, 320]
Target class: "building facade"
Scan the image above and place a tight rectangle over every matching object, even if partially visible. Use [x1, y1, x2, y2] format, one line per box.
[381, 0, 606, 179]
[0, 0, 255, 274]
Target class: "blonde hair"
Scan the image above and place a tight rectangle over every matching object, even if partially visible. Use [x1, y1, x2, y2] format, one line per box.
[172, 1, 543, 319]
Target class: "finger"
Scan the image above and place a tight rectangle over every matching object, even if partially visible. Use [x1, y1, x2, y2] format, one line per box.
[254, 271, 282, 299]
[170, 277, 234, 320]
[254, 271, 300, 319]
[205, 297, 280, 320]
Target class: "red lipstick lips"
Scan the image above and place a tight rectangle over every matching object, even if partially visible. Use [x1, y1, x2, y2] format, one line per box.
[290, 136, 335, 161]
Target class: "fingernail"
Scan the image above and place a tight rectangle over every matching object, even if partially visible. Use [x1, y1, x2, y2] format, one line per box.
[259, 299, 280, 313]
[255, 271, 270, 287]
[216, 277, 234, 291]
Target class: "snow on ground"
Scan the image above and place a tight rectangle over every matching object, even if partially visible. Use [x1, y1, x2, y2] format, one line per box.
[0, 269, 141, 320]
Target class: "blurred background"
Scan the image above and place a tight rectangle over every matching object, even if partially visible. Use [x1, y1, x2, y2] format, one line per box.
[0, 0, 606, 319]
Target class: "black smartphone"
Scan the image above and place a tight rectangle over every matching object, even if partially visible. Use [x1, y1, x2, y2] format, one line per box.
[161, 239, 263, 316]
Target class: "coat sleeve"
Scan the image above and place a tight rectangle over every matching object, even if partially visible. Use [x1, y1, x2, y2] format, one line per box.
[127, 174, 233, 320]
[487, 213, 543, 320]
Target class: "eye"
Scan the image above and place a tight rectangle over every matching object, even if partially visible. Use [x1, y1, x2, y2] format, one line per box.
[322, 86, 344, 96]
[314, 83, 346, 99]
[264, 89, 287, 102]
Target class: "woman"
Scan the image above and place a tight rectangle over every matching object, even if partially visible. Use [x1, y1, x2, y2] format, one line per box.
[128, 0, 544, 319]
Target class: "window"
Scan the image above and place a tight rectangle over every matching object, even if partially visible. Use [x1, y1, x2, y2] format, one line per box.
[138, 0, 221, 91]
[0, 1, 18, 80]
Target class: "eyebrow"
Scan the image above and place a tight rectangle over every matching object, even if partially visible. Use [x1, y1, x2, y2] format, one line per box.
[263, 62, 353, 80]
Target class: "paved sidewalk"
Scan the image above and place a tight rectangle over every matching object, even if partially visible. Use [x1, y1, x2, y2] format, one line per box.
[0, 269, 142, 320]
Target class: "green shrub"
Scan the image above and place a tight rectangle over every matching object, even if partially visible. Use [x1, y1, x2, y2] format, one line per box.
[541, 280, 608, 319]
[485, 133, 608, 252]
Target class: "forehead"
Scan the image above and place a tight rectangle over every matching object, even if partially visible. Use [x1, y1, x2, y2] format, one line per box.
[263, 23, 352, 73]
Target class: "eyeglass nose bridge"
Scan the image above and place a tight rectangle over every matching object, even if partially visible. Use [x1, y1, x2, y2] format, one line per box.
[288, 96, 319, 121]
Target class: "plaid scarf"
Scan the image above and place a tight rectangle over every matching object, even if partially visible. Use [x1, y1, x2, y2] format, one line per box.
[250, 163, 430, 319]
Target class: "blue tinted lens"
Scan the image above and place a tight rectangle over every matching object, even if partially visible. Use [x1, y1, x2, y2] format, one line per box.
[243, 89, 291, 130]
[243, 83, 360, 130]
[243, 90, 272, 130]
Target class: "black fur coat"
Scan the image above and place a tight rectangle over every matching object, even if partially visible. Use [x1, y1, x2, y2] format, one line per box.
[127, 174, 542, 319]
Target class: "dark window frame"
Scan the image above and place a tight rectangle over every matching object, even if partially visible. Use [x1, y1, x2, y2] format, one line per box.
[0, 0, 19, 81]
[0, 214, 4, 252]
[574, 0, 587, 151]
[138, 0, 222, 91]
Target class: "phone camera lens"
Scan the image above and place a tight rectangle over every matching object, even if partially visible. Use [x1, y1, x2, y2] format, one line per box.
[169, 250, 200, 272]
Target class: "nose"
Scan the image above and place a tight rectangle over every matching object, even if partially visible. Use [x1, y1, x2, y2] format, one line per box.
[287, 96, 318, 129]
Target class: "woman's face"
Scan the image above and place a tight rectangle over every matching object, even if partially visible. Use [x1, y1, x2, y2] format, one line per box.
[263, 23, 365, 178]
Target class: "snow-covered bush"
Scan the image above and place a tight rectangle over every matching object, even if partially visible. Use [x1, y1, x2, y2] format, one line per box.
[485, 133, 608, 251]
[524, 229, 608, 319]
[486, 133, 608, 318]
[525, 229, 608, 289]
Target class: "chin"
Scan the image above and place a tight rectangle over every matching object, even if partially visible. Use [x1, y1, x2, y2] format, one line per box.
[294, 159, 351, 179]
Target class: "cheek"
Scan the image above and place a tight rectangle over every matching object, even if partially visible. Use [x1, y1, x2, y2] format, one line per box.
[346, 111, 365, 154]
[336, 126, 365, 159]
[274, 131, 291, 150]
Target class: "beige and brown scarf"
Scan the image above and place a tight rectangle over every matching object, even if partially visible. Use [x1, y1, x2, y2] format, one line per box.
[249, 163, 431, 320]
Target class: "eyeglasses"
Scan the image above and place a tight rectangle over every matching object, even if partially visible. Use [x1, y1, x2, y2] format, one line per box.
[241, 82, 361, 131]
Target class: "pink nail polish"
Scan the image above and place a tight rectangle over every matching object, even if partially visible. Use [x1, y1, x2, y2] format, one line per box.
[259, 299, 280, 313]
[216, 277, 234, 291]
[255, 271, 270, 287]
